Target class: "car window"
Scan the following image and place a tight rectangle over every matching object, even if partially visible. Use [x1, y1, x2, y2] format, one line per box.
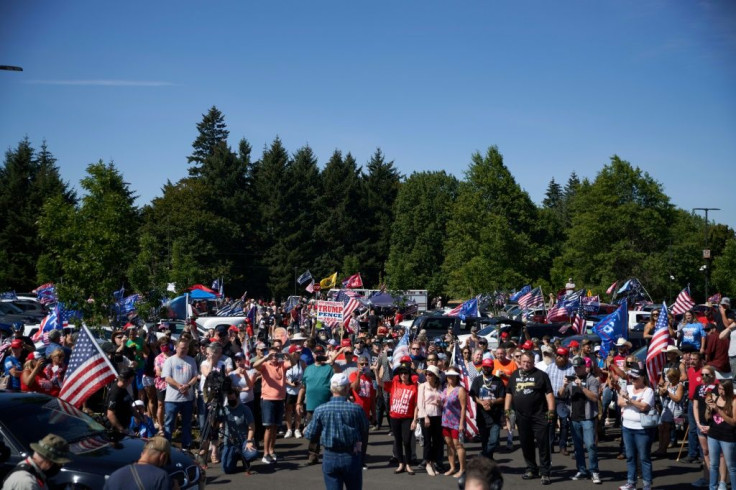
[1, 395, 107, 450]
[0, 302, 23, 314]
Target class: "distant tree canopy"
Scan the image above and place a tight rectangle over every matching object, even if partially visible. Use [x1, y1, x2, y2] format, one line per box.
[3, 107, 734, 309]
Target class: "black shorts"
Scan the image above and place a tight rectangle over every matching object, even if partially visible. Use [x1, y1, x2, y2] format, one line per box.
[285, 393, 299, 405]
[156, 389, 166, 402]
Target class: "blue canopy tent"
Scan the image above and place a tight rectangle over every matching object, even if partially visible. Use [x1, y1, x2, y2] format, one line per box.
[189, 289, 217, 300]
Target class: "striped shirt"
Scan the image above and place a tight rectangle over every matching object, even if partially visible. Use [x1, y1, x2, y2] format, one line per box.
[304, 395, 369, 451]
[547, 362, 575, 398]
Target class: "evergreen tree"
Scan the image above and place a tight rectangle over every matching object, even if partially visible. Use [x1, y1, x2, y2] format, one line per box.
[314, 150, 362, 277]
[357, 148, 401, 288]
[542, 177, 563, 210]
[386, 171, 458, 297]
[0, 139, 74, 290]
[187, 106, 230, 176]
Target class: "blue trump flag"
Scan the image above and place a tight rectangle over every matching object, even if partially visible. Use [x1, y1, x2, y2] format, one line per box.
[459, 298, 479, 321]
[510, 285, 531, 302]
[592, 300, 628, 359]
[166, 295, 187, 320]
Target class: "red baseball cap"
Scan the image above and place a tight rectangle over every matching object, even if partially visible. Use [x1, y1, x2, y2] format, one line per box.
[521, 340, 534, 351]
[288, 344, 302, 354]
[341, 339, 352, 348]
[377, 326, 388, 336]
[556, 347, 570, 356]
[11, 339, 23, 349]
[500, 332, 509, 339]
[569, 340, 580, 348]
[482, 358, 494, 368]
[399, 355, 412, 364]
[228, 325, 239, 332]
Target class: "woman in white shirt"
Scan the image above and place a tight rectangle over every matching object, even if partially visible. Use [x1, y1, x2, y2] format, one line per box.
[617, 366, 655, 490]
[417, 365, 444, 476]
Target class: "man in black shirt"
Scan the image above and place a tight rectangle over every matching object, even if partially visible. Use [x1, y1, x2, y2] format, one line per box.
[504, 351, 555, 485]
[469, 358, 505, 460]
[563, 356, 601, 484]
[106, 367, 136, 435]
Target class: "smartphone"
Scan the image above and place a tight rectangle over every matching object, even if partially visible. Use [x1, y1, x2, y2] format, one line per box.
[618, 378, 627, 392]
[565, 375, 576, 382]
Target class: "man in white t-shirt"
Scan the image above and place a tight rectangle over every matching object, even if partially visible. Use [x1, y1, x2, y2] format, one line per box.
[162, 339, 198, 453]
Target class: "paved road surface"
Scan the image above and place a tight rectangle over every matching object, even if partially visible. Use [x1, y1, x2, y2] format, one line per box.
[200, 427, 705, 489]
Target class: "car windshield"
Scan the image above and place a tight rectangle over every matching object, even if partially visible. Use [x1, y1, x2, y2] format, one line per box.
[0, 302, 23, 314]
[1, 394, 107, 449]
[477, 326, 495, 336]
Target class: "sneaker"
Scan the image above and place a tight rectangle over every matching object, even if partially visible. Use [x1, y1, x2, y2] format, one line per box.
[284, 430, 293, 438]
[507, 435, 513, 448]
[522, 471, 540, 480]
[541, 475, 551, 485]
[363, 465, 368, 470]
[295, 429, 303, 438]
[691, 477, 709, 488]
[618, 484, 636, 490]
[571, 472, 588, 480]
[718, 482, 727, 490]
[371, 425, 381, 432]
[262, 455, 273, 464]
[686, 456, 702, 464]
[271, 453, 278, 462]
[592, 473, 601, 484]
[643, 485, 652, 490]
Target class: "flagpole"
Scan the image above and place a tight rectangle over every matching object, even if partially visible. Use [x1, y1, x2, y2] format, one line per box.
[83, 323, 119, 375]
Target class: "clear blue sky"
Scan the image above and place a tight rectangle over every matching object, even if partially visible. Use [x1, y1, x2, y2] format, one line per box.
[1, 1, 735, 231]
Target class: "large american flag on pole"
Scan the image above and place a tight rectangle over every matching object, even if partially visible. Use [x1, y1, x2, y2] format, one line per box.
[571, 300, 586, 334]
[59, 325, 118, 407]
[671, 287, 696, 316]
[452, 340, 478, 438]
[646, 302, 671, 386]
[518, 287, 544, 310]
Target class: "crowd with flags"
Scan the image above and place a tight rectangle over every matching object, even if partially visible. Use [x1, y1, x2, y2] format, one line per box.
[2, 276, 736, 489]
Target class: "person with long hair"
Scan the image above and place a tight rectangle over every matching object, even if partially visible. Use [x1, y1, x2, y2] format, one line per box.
[653, 367, 685, 457]
[705, 379, 736, 490]
[693, 365, 720, 487]
[617, 366, 655, 490]
[441, 366, 467, 477]
[389, 358, 418, 475]
[417, 364, 444, 476]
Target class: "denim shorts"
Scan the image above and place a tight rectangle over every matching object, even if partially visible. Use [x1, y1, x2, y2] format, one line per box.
[261, 399, 285, 426]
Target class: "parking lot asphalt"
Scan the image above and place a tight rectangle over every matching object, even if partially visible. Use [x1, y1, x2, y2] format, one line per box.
[200, 425, 705, 490]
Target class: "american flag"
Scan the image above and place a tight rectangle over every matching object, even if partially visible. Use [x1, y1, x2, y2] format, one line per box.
[452, 341, 479, 438]
[708, 293, 722, 305]
[242, 335, 252, 369]
[342, 298, 361, 329]
[59, 325, 118, 408]
[671, 287, 696, 315]
[646, 303, 670, 386]
[546, 303, 567, 322]
[32, 304, 62, 343]
[391, 328, 411, 370]
[33, 282, 57, 305]
[518, 287, 543, 310]
[572, 300, 586, 334]
[448, 303, 463, 316]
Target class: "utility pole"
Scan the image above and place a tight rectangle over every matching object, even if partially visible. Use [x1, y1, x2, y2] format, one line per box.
[693, 208, 720, 300]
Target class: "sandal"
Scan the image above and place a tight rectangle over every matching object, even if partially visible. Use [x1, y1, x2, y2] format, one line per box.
[426, 463, 436, 476]
[406, 467, 415, 475]
[394, 466, 405, 474]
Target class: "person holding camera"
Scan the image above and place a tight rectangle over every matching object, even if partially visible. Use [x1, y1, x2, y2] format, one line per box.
[20, 352, 53, 394]
[3, 339, 25, 392]
[106, 367, 137, 436]
[563, 356, 601, 484]
[220, 388, 257, 474]
[253, 345, 291, 465]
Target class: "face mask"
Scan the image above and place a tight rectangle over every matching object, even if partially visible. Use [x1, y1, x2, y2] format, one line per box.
[316, 355, 328, 363]
[228, 398, 238, 407]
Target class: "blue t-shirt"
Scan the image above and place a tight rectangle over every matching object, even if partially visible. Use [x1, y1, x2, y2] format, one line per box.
[3, 356, 22, 390]
[680, 322, 706, 350]
[103, 463, 171, 490]
[300, 347, 315, 366]
[129, 415, 158, 438]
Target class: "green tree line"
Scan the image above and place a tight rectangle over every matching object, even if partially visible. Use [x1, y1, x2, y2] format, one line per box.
[2, 106, 734, 322]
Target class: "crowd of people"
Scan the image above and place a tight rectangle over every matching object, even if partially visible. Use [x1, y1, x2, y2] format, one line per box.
[2, 295, 736, 490]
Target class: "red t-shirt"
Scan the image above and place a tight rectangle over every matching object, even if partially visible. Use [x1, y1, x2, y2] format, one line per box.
[687, 366, 703, 400]
[349, 371, 376, 417]
[389, 381, 417, 419]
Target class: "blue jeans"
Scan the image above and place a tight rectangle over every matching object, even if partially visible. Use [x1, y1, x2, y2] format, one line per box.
[221, 444, 253, 474]
[688, 400, 702, 459]
[322, 449, 362, 490]
[479, 421, 501, 459]
[164, 400, 193, 449]
[622, 426, 652, 486]
[571, 419, 599, 474]
[708, 437, 736, 490]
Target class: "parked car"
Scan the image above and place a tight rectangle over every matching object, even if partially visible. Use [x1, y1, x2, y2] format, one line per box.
[410, 314, 460, 339]
[0, 301, 40, 325]
[0, 392, 205, 489]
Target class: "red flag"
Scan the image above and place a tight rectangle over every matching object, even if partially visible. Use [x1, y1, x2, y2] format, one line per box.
[606, 281, 617, 296]
[59, 325, 118, 407]
[342, 273, 363, 289]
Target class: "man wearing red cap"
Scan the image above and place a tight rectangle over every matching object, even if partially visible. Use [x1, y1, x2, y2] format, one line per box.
[547, 346, 575, 456]
[3, 339, 25, 391]
[469, 358, 505, 460]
